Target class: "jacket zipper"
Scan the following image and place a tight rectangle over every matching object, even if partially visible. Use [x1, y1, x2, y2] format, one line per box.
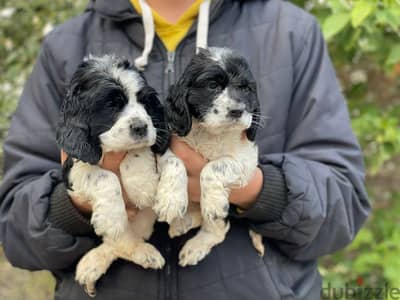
[165, 51, 175, 84]
[165, 50, 175, 300]
[164, 243, 172, 300]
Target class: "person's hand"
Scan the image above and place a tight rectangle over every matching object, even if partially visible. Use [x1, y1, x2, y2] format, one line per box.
[169, 136, 263, 210]
[169, 136, 208, 203]
[61, 150, 138, 220]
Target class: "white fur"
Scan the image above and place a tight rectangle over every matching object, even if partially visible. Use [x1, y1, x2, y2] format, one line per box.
[175, 120, 264, 266]
[68, 161, 128, 240]
[208, 47, 234, 63]
[76, 208, 165, 297]
[67, 56, 188, 295]
[72, 147, 187, 294]
[154, 149, 189, 224]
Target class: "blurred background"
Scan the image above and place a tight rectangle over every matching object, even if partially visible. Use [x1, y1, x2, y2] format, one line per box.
[0, 0, 399, 299]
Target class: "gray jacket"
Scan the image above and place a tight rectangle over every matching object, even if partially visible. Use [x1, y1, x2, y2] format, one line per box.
[0, 0, 370, 299]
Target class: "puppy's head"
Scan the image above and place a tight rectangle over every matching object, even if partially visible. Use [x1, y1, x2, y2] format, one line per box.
[57, 55, 169, 164]
[166, 47, 260, 140]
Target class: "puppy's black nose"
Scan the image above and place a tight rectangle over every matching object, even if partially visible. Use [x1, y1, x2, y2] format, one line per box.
[130, 123, 148, 138]
[228, 109, 244, 118]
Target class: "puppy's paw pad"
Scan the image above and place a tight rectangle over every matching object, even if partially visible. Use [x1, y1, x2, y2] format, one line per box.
[178, 238, 211, 267]
[130, 243, 165, 269]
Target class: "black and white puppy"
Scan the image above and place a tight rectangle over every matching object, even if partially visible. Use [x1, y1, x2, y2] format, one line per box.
[57, 55, 187, 296]
[165, 48, 265, 266]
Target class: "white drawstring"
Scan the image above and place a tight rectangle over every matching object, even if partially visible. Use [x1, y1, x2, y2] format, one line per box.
[134, 0, 155, 70]
[196, 0, 211, 52]
[134, 0, 211, 69]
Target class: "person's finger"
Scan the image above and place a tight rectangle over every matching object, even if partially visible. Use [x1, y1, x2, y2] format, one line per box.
[101, 151, 127, 174]
[125, 200, 138, 221]
[170, 136, 207, 175]
[188, 176, 201, 203]
[126, 206, 138, 221]
[70, 196, 93, 215]
[61, 150, 67, 164]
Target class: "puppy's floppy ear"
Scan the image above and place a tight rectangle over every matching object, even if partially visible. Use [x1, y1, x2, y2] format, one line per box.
[56, 88, 102, 164]
[137, 86, 170, 154]
[246, 97, 261, 142]
[165, 77, 192, 136]
[56, 120, 102, 164]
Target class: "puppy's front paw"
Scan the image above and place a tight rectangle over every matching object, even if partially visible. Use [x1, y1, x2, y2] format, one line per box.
[154, 190, 188, 224]
[155, 156, 188, 224]
[179, 219, 229, 266]
[91, 209, 128, 240]
[129, 242, 165, 269]
[75, 246, 115, 297]
[179, 236, 213, 267]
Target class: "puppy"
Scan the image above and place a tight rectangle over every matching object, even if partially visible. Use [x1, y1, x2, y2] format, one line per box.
[57, 55, 187, 296]
[165, 48, 265, 266]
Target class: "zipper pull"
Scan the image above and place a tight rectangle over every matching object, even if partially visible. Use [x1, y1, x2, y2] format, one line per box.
[165, 51, 175, 74]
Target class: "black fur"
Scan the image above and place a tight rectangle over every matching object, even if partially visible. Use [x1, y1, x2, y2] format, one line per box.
[57, 56, 169, 164]
[166, 48, 260, 141]
[62, 156, 74, 190]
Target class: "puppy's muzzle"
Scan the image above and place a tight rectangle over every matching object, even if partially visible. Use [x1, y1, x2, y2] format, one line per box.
[130, 122, 148, 138]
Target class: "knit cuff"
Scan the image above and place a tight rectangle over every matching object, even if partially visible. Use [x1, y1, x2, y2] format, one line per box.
[48, 182, 94, 236]
[230, 164, 288, 222]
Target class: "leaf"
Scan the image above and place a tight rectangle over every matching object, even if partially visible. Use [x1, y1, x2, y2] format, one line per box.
[323, 13, 351, 40]
[349, 229, 374, 250]
[386, 44, 400, 66]
[351, 1, 375, 27]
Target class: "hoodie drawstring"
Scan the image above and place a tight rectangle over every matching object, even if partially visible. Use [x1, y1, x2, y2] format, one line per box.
[134, 0, 211, 70]
[134, 0, 155, 70]
[196, 0, 211, 52]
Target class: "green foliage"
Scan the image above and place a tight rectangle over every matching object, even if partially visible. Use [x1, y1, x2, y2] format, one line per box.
[351, 104, 400, 174]
[307, 0, 400, 71]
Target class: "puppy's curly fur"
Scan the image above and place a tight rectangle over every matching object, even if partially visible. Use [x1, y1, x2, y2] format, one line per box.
[166, 48, 265, 266]
[57, 55, 187, 296]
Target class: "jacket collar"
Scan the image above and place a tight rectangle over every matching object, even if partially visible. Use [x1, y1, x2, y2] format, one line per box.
[87, 0, 224, 23]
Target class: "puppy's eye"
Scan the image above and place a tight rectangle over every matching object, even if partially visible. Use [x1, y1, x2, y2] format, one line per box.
[208, 81, 220, 90]
[239, 85, 252, 93]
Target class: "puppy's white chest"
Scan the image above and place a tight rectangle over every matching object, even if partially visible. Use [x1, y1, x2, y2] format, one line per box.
[181, 125, 253, 161]
[119, 148, 159, 208]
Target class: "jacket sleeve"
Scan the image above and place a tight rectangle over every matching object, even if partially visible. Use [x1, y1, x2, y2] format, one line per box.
[231, 18, 371, 261]
[0, 37, 96, 271]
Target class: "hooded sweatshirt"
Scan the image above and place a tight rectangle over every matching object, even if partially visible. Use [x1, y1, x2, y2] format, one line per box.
[0, 0, 370, 299]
